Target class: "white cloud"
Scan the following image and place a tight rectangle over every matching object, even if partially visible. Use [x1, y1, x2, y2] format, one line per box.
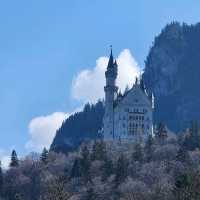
[71, 49, 141, 103]
[25, 112, 69, 152]
[0, 149, 10, 169]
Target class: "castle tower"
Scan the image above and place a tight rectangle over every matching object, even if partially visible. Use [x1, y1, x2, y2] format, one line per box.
[103, 47, 118, 139]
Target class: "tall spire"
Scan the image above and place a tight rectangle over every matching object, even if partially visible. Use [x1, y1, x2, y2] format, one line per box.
[135, 77, 138, 85]
[107, 45, 114, 68]
[114, 59, 118, 66]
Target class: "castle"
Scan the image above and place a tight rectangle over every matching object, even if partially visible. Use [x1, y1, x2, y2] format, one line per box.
[103, 48, 154, 141]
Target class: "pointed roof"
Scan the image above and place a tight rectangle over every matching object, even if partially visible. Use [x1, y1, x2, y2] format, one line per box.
[135, 77, 139, 85]
[107, 45, 114, 69]
[114, 59, 118, 66]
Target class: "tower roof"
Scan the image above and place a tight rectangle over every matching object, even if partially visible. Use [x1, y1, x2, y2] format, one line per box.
[107, 45, 114, 68]
[114, 59, 118, 66]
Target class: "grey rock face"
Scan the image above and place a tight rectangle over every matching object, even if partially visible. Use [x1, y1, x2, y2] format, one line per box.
[144, 22, 200, 131]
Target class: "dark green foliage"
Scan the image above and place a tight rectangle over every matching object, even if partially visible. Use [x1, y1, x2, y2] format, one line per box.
[40, 147, 49, 164]
[51, 101, 104, 153]
[80, 146, 91, 183]
[114, 154, 129, 186]
[0, 161, 3, 192]
[155, 122, 168, 145]
[132, 143, 144, 163]
[176, 146, 189, 163]
[10, 150, 19, 167]
[174, 171, 200, 200]
[183, 121, 200, 151]
[15, 193, 23, 200]
[70, 158, 81, 178]
[91, 139, 107, 161]
[175, 174, 191, 189]
[101, 157, 114, 182]
[145, 135, 154, 162]
[85, 187, 97, 200]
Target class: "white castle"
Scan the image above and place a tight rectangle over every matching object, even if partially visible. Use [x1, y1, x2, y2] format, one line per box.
[103, 48, 154, 141]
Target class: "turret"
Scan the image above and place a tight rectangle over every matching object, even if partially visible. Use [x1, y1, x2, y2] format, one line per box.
[103, 47, 118, 139]
[104, 47, 118, 105]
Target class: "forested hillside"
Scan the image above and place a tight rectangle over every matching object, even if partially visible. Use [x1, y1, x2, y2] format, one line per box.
[1, 122, 200, 200]
[50, 101, 104, 153]
[144, 22, 200, 131]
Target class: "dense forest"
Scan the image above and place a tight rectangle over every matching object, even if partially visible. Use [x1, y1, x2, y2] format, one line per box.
[0, 122, 200, 200]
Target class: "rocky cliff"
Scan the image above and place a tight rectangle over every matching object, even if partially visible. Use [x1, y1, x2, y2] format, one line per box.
[144, 22, 200, 131]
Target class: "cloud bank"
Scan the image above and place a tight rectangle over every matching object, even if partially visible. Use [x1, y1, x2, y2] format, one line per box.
[72, 49, 141, 103]
[25, 112, 68, 152]
[0, 149, 10, 169]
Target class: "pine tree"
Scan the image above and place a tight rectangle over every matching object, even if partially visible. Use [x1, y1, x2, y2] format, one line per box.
[189, 121, 199, 145]
[145, 135, 154, 162]
[70, 158, 81, 178]
[41, 176, 70, 200]
[101, 157, 114, 182]
[40, 147, 49, 164]
[10, 150, 19, 167]
[0, 161, 3, 193]
[156, 122, 168, 145]
[176, 146, 189, 163]
[114, 154, 129, 186]
[91, 139, 107, 161]
[85, 187, 97, 200]
[132, 143, 144, 163]
[80, 146, 91, 183]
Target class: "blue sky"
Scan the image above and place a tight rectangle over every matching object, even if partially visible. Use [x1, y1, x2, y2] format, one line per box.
[0, 0, 200, 161]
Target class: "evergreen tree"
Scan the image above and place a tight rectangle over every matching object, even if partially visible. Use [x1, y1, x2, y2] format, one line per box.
[183, 121, 200, 150]
[70, 158, 81, 178]
[80, 146, 91, 183]
[10, 150, 19, 167]
[40, 147, 49, 164]
[176, 146, 189, 163]
[101, 157, 114, 182]
[85, 187, 97, 200]
[114, 154, 129, 186]
[132, 143, 144, 163]
[145, 135, 154, 162]
[91, 139, 107, 161]
[0, 161, 3, 193]
[155, 122, 168, 145]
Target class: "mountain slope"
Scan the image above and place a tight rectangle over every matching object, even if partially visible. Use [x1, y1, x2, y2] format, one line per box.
[50, 101, 104, 153]
[144, 22, 200, 131]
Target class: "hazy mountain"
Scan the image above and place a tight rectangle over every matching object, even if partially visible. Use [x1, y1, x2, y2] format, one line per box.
[144, 22, 200, 131]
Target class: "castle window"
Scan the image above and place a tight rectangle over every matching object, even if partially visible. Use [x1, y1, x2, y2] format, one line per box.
[142, 116, 144, 120]
[142, 124, 144, 128]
